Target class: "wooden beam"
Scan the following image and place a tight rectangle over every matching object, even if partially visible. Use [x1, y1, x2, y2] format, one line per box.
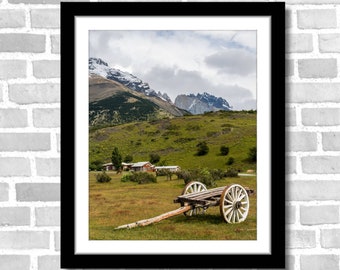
[114, 205, 192, 230]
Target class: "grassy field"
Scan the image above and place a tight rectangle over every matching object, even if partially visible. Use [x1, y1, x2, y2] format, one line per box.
[89, 111, 256, 172]
[89, 171, 257, 240]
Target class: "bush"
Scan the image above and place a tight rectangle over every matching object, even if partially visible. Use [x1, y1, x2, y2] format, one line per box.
[226, 157, 235, 165]
[121, 172, 157, 184]
[220, 146, 229, 156]
[248, 147, 257, 162]
[177, 168, 216, 188]
[149, 153, 161, 164]
[224, 168, 239, 178]
[96, 172, 112, 183]
[195, 141, 209, 156]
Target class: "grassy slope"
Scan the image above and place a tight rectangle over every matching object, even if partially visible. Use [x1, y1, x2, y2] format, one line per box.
[89, 110, 257, 172]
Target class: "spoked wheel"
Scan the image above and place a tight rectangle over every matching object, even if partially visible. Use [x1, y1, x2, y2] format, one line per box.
[181, 181, 207, 216]
[220, 184, 249, 223]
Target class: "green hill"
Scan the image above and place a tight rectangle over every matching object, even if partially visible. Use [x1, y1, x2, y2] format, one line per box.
[89, 110, 257, 172]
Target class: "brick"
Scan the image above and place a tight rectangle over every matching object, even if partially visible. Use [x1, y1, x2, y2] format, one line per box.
[286, 0, 340, 3]
[0, 255, 30, 270]
[16, 183, 60, 202]
[33, 108, 60, 128]
[302, 108, 340, 126]
[323, 132, 340, 151]
[286, 59, 294, 77]
[0, 231, 49, 249]
[0, 109, 27, 128]
[286, 34, 313, 53]
[0, 60, 26, 79]
[288, 181, 340, 201]
[321, 229, 340, 248]
[297, 9, 337, 29]
[286, 230, 316, 248]
[0, 183, 9, 201]
[286, 132, 317, 152]
[36, 158, 60, 177]
[9, 0, 89, 3]
[0, 34, 45, 53]
[10, 0, 58, 3]
[287, 83, 340, 103]
[286, 9, 292, 29]
[0, 10, 26, 28]
[31, 9, 60, 29]
[0, 207, 30, 226]
[286, 108, 296, 126]
[9, 83, 60, 104]
[33, 60, 60, 79]
[298, 59, 337, 78]
[38, 255, 60, 270]
[51, 34, 60, 54]
[56, 133, 60, 152]
[35, 207, 60, 226]
[286, 156, 296, 174]
[0, 133, 50, 151]
[300, 255, 339, 270]
[286, 255, 295, 270]
[54, 231, 60, 251]
[300, 205, 339, 225]
[302, 156, 340, 174]
[319, 34, 340, 53]
[0, 157, 31, 177]
[286, 205, 296, 224]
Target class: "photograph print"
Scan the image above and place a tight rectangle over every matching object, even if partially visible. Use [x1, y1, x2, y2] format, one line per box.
[88, 30, 257, 240]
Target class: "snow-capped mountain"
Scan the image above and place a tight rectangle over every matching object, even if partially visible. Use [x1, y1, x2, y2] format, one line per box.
[89, 58, 172, 103]
[174, 92, 232, 115]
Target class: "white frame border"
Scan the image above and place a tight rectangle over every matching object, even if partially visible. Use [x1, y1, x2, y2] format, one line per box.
[75, 15, 271, 255]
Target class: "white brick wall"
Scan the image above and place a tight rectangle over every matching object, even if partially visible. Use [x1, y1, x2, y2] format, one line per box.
[0, 1, 339, 270]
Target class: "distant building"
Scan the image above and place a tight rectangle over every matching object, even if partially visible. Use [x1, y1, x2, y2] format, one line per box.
[102, 163, 115, 171]
[155, 166, 181, 172]
[130, 161, 155, 172]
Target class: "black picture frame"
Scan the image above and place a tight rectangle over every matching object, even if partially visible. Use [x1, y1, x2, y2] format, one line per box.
[61, 2, 286, 269]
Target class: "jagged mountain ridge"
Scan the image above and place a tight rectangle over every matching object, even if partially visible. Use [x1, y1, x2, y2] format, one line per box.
[89, 59, 189, 127]
[89, 57, 172, 103]
[175, 92, 232, 115]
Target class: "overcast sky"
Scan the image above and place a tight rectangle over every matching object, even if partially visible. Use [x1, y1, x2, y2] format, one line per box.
[89, 30, 257, 110]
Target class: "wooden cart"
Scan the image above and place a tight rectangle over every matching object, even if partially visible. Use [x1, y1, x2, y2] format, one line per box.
[115, 181, 255, 229]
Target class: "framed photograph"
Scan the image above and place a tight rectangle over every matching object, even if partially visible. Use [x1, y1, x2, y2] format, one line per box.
[61, 2, 285, 269]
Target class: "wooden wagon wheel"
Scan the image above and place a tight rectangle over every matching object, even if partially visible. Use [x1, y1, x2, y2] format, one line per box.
[219, 184, 249, 223]
[181, 181, 207, 216]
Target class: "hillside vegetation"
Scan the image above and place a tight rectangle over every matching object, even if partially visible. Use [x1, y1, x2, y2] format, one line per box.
[89, 110, 256, 172]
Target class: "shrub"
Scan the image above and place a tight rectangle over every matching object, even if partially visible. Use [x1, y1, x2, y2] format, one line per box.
[149, 153, 161, 164]
[96, 172, 112, 183]
[178, 168, 216, 188]
[121, 172, 157, 184]
[248, 147, 257, 162]
[224, 168, 239, 178]
[226, 157, 235, 165]
[220, 146, 229, 156]
[195, 141, 209, 156]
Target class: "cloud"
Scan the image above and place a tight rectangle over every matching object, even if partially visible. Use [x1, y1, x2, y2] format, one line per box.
[205, 49, 256, 76]
[89, 30, 257, 110]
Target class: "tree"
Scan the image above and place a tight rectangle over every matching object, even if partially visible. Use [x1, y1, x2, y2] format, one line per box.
[111, 147, 122, 171]
[123, 155, 133, 163]
[149, 153, 161, 164]
[196, 141, 209, 156]
[220, 145, 229, 156]
[248, 146, 257, 162]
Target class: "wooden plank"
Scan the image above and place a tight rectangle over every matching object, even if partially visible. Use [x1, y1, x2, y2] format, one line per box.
[114, 205, 192, 230]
